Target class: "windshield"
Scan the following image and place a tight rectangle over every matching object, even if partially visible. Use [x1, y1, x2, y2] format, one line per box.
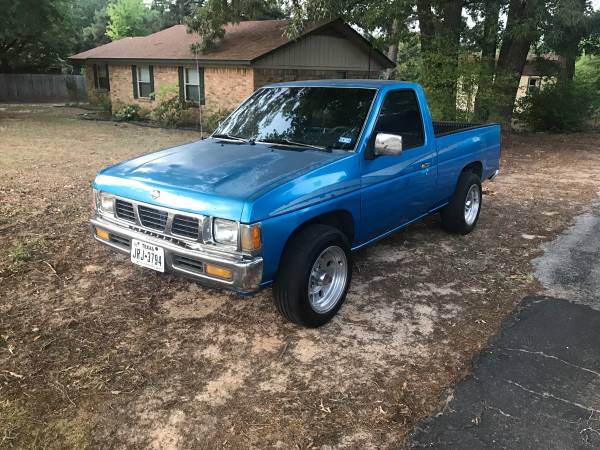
[214, 86, 376, 151]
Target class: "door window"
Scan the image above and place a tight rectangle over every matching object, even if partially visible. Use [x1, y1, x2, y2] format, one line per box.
[373, 90, 425, 150]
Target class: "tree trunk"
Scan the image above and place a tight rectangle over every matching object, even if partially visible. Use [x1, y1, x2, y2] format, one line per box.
[473, 0, 502, 121]
[493, 0, 541, 125]
[437, 0, 463, 120]
[385, 19, 399, 80]
[417, 0, 464, 120]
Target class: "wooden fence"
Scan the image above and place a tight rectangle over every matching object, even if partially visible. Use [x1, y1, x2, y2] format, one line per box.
[0, 74, 88, 103]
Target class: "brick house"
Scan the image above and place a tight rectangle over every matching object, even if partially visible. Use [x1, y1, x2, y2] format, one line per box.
[70, 18, 393, 115]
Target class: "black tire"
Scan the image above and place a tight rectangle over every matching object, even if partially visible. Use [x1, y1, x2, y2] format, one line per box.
[273, 224, 352, 327]
[441, 171, 482, 235]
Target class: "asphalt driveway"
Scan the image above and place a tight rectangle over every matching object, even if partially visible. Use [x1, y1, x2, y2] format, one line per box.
[410, 200, 600, 449]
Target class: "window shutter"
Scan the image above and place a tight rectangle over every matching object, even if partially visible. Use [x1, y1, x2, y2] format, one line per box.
[149, 65, 154, 99]
[105, 64, 110, 91]
[178, 67, 184, 101]
[199, 67, 205, 105]
[131, 65, 138, 99]
[93, 64, 99, 89]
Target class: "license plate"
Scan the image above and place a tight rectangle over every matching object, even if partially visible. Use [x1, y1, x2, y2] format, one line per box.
[130, 239, 165, 272]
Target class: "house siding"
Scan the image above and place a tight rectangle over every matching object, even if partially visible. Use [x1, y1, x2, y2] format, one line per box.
[254, 30, 385, 72]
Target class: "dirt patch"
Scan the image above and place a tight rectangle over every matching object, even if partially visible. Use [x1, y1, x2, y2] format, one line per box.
[1, 105, 600, 448]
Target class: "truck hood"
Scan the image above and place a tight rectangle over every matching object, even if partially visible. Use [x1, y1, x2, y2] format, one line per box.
[93, 138, 349, 221]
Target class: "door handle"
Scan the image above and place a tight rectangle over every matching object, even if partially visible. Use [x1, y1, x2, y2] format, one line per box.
[421, 162, 431, 169]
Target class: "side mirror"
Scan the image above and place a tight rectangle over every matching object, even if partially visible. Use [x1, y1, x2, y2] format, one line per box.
[374, 133, 403, 156]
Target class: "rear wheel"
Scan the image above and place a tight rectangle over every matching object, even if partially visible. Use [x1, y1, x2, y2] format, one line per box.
[273, 224, 352, 327]
[441, 172, 482, 235]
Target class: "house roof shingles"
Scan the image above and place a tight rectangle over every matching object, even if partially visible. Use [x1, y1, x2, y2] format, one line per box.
[72, 20, 319, 62]
[70, 19, 394, 69]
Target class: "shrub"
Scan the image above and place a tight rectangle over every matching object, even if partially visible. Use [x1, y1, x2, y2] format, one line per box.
[114, 103, 141, 121]
[150, 84, 187, 127]
[96, 93, 112, 113]
[515, 79, 596, 132]
[202, 109, 232, 133]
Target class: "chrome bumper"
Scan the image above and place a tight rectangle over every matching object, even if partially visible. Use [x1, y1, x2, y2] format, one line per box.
[90, 215, 263, 294]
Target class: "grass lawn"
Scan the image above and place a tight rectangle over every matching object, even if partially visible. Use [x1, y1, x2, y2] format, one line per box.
[1, 104, 600, 449]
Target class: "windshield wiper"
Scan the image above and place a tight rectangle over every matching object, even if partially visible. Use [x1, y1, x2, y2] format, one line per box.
[256, 138, 330, 152]
[212, 133, 252, 144]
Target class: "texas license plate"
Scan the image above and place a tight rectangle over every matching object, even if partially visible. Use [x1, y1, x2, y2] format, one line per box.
[130, 239, 165, 272]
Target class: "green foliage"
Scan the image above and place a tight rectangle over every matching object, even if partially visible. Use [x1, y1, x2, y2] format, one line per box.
[106, 0, 160, 40]
[515, 80, 596, 132]
[96, 92, 112, 112]
[114, 103, 141, 121]
[576, 55, 600, 92]
[0, 0, 75, 72]
[151, 0, 195, 27]
[3, 240, 44, 274]
[150, 84, 187, 127]
[202, 109, 232, 132]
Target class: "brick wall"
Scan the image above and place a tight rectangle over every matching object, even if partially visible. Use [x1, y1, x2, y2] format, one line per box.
[87, 63, 254, 116]
[204, 66, 254, 114]
[87, 63, 373, 116]
[107, 64, 179, 114]
[253, 68, 374, 90]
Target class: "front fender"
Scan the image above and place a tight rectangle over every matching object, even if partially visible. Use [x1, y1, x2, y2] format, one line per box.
[258, 190, 361, 284]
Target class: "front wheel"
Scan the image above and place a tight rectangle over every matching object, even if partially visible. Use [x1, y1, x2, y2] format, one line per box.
[441, 172, 482, 235]
[273, 224, 352, 327]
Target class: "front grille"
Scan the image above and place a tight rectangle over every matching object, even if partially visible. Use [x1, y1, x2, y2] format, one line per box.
[115, 199, 135, 223]
[109, 233, 130, 248]
[172, 215, 200, 240]
[138, 205, 168, 231]
[172, 255, 204, 273]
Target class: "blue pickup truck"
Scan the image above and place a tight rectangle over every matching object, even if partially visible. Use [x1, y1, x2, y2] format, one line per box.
[91, 80, 500, 327]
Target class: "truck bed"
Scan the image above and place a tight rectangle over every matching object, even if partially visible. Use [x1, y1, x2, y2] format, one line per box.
[433, 121, 498, 137]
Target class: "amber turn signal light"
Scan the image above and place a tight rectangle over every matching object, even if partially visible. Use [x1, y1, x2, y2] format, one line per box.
[205, 263, 233, 280]
[95, 227, 110, 241]
[240, 224, 262, 253]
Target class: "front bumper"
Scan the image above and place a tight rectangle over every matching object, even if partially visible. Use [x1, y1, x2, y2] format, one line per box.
[90, 215, 263, 294]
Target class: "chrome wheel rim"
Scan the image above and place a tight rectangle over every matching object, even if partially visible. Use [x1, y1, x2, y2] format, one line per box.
[464, 184, 481, 226]
[308, 246, 348, 314]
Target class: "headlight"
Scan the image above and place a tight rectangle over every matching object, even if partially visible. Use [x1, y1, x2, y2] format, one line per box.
[92, 188, 99, 210]
[213, 218, 238, 246]
[98, 192, 115, 216]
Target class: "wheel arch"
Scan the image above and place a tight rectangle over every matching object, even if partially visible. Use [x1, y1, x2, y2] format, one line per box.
[461, 160, 483, 180]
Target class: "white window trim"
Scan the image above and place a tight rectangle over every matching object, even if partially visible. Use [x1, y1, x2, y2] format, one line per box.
[137, 65, 152, 98]
[184, 67, 202, 103]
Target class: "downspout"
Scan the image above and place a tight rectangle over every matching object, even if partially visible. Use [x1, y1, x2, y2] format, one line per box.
[367, 47, 371, 79]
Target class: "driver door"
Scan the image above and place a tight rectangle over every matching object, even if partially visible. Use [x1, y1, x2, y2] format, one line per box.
[360, 89, 438, 242]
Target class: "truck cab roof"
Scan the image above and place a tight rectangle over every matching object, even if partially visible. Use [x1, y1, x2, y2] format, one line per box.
[263, 79, 422, 90]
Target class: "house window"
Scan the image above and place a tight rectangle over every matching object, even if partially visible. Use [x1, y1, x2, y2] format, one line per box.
[527, 77, 541, 93]
[94, 64, 109, 90]
[184, 67, 204, 104]
[137, 65, 153, 98]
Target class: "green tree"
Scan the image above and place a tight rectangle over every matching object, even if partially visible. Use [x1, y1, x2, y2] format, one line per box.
[72, 0, 110, 52]
[0, 0, 75, 72]
[106, 0, 160, 40]
[151, 0, 196, 27]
